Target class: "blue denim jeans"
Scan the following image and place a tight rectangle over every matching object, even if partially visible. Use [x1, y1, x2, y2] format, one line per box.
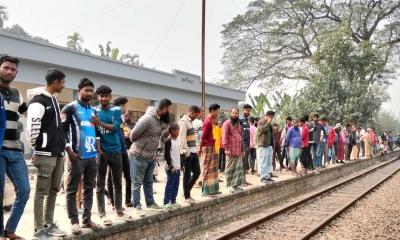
[315, 143, 326, 168]
[0, 149, 30, 234]
[163, 169, 180, 205]
[129, 154, 156, 208]
[257, 146, 273, 180]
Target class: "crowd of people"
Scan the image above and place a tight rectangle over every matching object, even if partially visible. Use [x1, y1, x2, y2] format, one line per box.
[0, 55, 397, 239]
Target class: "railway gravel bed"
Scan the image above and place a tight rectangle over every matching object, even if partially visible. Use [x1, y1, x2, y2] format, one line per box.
[186, 157, 399, 240]
[312, 171, 400, 240]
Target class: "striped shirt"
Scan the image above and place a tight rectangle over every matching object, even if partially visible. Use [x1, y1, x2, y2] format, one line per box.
[0, 87, 27, 150]
[178, 114, 197, 155]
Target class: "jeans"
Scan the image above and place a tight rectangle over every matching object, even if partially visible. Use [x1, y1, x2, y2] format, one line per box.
[257, 146, 273, 180]
[97, 152, 123, 216]
[33, 155, 64, 230]
[130, 154, 156, 208]
[66, 157, 97, 224]
[0, 149, 30, 234]
[315, 143, 325, 168]
[163, 169, 180, 204]
[106, 150, 131, 205]
[182, 153, 200, 199]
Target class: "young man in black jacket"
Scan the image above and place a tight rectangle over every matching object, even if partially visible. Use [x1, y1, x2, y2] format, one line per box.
[27, 68, 67, 239]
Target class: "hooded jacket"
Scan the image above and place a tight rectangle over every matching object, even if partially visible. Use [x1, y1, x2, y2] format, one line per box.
[26, 87, 66, 156]
[129, 106, 163, 160]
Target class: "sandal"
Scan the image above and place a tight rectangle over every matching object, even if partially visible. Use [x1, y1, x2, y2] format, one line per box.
[82, 221, 101, 230]
[100, 216, 112, 226]
[116, 213, 134, 222]
[4, 231, 24, 240]
[71, 223, 82, 235]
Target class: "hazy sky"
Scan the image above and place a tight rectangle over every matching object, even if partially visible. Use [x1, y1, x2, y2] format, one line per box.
[2, 0, 399, 113]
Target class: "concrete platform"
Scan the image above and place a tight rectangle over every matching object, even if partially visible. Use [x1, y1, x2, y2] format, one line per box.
[5, 152, 398, 239]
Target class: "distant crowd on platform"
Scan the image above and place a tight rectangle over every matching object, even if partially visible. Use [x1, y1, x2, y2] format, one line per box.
[0, 55, 398, 239]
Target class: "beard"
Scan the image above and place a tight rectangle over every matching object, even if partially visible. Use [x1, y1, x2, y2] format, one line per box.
[81, 95, 93, 103]
[230, 116, 239, 124]
[160, 112, 170, 124]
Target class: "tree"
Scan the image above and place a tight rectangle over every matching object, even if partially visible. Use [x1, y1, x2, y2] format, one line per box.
[0, 5, 8, 28]
[221, 0, 400, 91]
[374, 111, 400, 135]
[3, 24, 50, 43]
[66, 32, 83, 51]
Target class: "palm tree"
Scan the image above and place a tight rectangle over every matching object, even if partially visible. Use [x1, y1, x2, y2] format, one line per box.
[0, 5, 8, 28]
[66, 32, 83, 51]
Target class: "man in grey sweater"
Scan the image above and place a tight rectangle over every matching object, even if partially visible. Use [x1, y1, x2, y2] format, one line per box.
[129, 98, 172, 216]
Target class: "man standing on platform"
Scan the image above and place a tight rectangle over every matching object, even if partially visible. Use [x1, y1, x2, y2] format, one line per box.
[239, 104, 252, 186]
[62, 78, 101, 234]
[93, 85, 133, 225]
[222, 108, 244, 193]
[199, 103, 221, 196]
[0, 56, 30, 239]
[129, 98, 172, 215]
[27, 69, 67, 238]
[178, 105, 201, 204]
[256, 111, 275, 183]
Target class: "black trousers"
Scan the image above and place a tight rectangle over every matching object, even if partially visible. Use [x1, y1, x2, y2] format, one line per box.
[182, 153, 200, 199]
[106, 150, 131, 205]
[242, 144, 250, 174]
[346, 144, 353, 161]
[218, 148, 226, 172]
[248, 148, 256, 172]
[300, 146, 313, 170]
[66, 157, 97, 224]
[273, 148, 284, 169]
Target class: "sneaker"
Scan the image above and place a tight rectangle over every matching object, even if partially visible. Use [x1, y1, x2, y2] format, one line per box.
[147, 203, 164, 211]
[170, 203, 181, 209]
[228, 187, 235, 193]
[33, 229, 48, 240]
[135, 206, 146, 217]
[185, 197, 196, 205]
[261, 178, 268, 184]
[47, 223, 67, 237]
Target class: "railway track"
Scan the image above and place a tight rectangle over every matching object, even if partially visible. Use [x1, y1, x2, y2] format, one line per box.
[215, 154, 400, 240]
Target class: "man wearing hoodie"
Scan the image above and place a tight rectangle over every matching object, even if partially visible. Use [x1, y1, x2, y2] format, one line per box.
[27, 69, 67, 238]
[129, 98, 172, 216]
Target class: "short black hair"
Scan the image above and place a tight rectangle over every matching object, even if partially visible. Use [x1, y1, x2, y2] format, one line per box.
[96, 85, 112, 95]
[299, 117, 306, 123]
[78, 78, 94, 90]
[158, 98, 172, 110]
[188, 105, 200, 113]
[303, 114, 309, 121]
[321, 117, 327, 121]
[168, 122, 179, 133]
[243, 104, 252, 110]
[114, 97, 128, 106]
[313, 114, 319, 118]
[286, 116, 292, 121]
[250, 116, 255, 124]
[209, 103, 220, 112]
[45, 68, 65, 85]
[0, 55, 19, 67]
[266, 110, 275, 116]
[273, 123, 279, 127]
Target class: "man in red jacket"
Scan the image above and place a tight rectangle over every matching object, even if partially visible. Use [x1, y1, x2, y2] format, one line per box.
[299, 118, 312, 172]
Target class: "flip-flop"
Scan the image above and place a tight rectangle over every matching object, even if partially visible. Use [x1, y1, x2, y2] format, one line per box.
[82, 221, 101, 230]
[100, 216, 112, 226]
[117, 213, 134, 222]
[71, 223, 82, 235]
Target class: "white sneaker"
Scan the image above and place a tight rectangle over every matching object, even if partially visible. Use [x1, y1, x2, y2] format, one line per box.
[228, 187, 235, 193]
[134, 207, 146, 217]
